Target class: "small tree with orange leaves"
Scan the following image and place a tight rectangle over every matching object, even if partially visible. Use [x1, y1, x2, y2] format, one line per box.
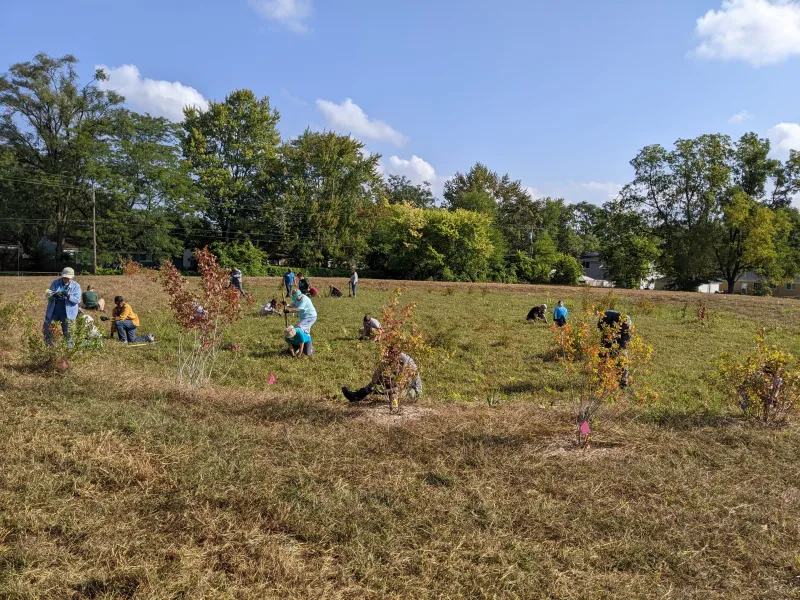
[552, 308, 653, 448]
[375, 291, 428, 413]
[159, 247, 249, 387]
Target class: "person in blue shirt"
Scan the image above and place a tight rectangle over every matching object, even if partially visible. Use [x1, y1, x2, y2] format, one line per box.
[283, 290, 317, 333]
[553, 300, 568, 327]
[284, 325, 314, 358]
[44, 267, 82, 345]
[283, 269, 295, 296]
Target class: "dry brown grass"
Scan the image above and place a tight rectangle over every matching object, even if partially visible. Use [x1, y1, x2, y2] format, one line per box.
[0, 276, 799, 598]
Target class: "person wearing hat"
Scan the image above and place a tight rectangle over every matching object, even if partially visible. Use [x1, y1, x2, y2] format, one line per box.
[526, 303, 548, 324]
[284, 325, 314, 358]
[110, 296, 155, 344]
[283, 289, 317, 334]
[44, 267, 82, 343]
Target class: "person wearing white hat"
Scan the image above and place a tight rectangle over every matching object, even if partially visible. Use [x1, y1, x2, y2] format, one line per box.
[44, 267, 82, 344]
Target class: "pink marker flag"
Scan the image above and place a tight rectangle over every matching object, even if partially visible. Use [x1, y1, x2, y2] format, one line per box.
[580, 421, 591, 436]
[269, 374, 276, 385]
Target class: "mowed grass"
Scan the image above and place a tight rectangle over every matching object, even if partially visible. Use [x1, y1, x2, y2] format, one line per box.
[1, 276, 800, 599]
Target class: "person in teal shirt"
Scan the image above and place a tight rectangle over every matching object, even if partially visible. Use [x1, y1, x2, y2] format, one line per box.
[284, 325, 313, 358]
[553, 300, 568, 327]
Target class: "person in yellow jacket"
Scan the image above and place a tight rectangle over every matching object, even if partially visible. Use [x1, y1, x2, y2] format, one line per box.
[110, 296, 155, 344]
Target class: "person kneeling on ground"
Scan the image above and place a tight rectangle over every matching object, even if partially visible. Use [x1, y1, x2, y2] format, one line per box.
[553, 300, 568, 327]
[285, 325, 313, 358]
[598, 309, 632, 386]
[329, 285, 343, 297]
[359, 314, 383, 340]
[527, 304, 548, 323]
[261, 297, 283, 316]
[82, 285, 105, 312]
[342, 352, 422, 403]
[110, 296, 155, 344]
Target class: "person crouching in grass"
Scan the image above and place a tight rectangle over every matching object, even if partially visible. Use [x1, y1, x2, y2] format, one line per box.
[359, 314, 383, 340]
[285, 325, 313, 358]
[110, 296, 156, 344]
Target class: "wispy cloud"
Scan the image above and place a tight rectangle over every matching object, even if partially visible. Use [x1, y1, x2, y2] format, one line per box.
[248, 0, 312, 33]
[729, 109, 753, 123]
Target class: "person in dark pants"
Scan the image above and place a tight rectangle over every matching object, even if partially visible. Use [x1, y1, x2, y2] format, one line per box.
[297, 273, 310, 295]
[229, 266, 244, 296]
[349, 267, 358, 297]
[598, 309, 632, 386]
[284, 325, 314, 358]
[553, 300, 568, 327]
[44, 267, 82, 345]
[342, 353, 422, 403]
[527, 304, 548, 323]
[284, 269, 295, 296]
[110, 296, 155, 344]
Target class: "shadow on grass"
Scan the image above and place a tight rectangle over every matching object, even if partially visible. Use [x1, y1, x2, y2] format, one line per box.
[640, 408, 738, 430]
[500, 382, 536, 395]
[223, 398, 350, 425]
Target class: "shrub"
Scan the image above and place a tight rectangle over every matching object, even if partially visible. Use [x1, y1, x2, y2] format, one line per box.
[160, 247, 250, 388]
[210, 240, 268, 276]
[553, 308, 653, 448]
[375, 291, 429, 412]
[29, 314, 104, 373]
[717, 333, 800, 425]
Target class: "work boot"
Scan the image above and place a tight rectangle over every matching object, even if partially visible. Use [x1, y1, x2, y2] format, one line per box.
[342, 387, 369, 402]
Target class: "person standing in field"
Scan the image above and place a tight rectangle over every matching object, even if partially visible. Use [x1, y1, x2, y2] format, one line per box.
[110, 296, 156, 344]
[44, 267, 82, 344]
[527, 304, 548, 323]
[284, 269, 295, 296]
[349, 267, 359, 297]
[284, 325, 314, 358]
[229, 266, 245, 296]
[553, 300, 568, 327]
[81, 285, 105, 312]
[284, 290, 317, 333]
[297, 273, 310, 295]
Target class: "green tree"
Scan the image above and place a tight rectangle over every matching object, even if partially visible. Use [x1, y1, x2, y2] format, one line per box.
[279, 130, 381, 265]
[0, 53, 123, 257]
[597, 204, 660, 289]
[384, 174, 435, 208]
[87, 111, 196, 264]
[182, 89, 281, 243]
[713, 190, 799, 292]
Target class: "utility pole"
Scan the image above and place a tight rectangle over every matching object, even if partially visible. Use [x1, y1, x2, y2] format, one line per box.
[91, 183, 97, 274]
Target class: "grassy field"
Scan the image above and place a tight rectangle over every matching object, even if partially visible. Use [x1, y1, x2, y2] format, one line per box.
[1, 275, 799, 599]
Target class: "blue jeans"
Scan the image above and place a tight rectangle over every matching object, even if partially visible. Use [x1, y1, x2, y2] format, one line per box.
[285, 282, 293, 296]
[350, 282, 357, 297]
[116, 320, 149, 343]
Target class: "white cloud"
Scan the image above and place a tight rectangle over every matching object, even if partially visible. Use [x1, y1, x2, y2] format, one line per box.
[579, 181, 623, 199]
[524, 186, 541, 199]
[97, 64, 208, 121]
[248, 0, 312, 33]
[316, 98, 408, 147]
[386, 155, 436, 184]
[729, 109, 753, 123]
[692, 0, 800, 67]
[768, 122, 800, 155]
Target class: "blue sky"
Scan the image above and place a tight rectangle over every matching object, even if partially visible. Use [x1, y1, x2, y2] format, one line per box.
[2, 0, 800, 204]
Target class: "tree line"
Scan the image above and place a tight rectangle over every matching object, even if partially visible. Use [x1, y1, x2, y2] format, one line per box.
[2, 53, 799, 289]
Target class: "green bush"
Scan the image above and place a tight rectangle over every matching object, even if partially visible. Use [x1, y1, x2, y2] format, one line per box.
[210, 240, 268, 276]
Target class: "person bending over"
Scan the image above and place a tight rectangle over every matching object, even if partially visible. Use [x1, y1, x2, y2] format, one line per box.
[359, 314, 383, 340]
[285, 325, 314, 358]
[342, 352, 422, 403]
[110, 296, 156, 344]
[527, 304, 548, 323]
[82, 285, 105, 312]
[284, 290, 317, 333]
[598, 309, 632, 386]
